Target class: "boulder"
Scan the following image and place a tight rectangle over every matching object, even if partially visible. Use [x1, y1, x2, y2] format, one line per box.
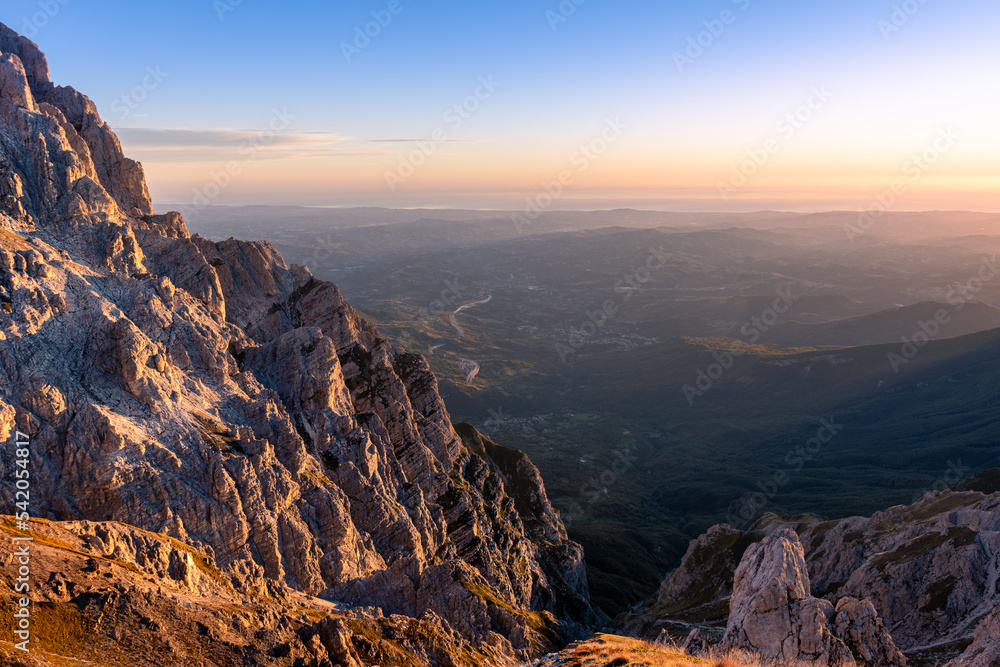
[721, 528, 905, 666]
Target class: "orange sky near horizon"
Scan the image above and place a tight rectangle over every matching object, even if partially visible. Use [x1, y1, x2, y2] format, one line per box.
[136, 136, 999, 213]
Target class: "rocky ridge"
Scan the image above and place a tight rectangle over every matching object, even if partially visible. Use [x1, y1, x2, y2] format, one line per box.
[623, 490, 1000, 665]
[0, 22, 600, 665]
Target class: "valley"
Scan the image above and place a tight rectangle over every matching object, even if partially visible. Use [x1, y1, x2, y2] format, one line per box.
[181, 207, 1000, 615]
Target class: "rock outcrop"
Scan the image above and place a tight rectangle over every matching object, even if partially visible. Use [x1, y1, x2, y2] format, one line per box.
[657, 523, 745, 615]
[0, 22, 600, 665]
[719, 528, 905, 666]
[635, 490, 1000, 664]
[801, 492, 1000, 652]
[680, 628, 712, 654]
[833, 597, 910, 667]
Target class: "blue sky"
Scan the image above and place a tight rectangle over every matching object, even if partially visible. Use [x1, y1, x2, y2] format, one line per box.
[2, 0, 998, 210]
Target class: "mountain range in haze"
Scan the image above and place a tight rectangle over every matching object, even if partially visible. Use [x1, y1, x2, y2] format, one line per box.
[184, 204, 1000, 619]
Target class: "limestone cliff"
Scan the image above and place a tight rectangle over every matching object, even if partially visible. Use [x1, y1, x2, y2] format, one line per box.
[0, 22, 600, 666]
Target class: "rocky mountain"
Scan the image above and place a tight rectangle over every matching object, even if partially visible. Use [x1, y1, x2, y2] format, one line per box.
[4, 19, 1000, 667]
[621, 488, 1000, 665]
[0, 23, 601, 665]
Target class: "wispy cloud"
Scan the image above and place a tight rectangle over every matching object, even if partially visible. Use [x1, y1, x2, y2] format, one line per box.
[115, 127, 388, 162]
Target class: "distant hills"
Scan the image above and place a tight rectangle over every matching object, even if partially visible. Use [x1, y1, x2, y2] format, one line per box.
[760, 300, 1000, 346]
[198, 208, 1000, 614]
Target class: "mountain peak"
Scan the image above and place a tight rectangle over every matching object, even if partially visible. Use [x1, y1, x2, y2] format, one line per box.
[0, 22, 49, 87]
[0, 21, 153, 232]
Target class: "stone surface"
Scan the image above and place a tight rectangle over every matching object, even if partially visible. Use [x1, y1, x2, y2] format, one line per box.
[800, 492, 1000, 652]
[657, 523, 744, 614]
[680, 628, 711, 654]
[720, 528, 852, 664]
[0, 517, 514, 667]
[834, 597, 909, 667]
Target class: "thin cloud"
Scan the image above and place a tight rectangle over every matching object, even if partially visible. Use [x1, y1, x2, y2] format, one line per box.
[114, 127, 388, 162]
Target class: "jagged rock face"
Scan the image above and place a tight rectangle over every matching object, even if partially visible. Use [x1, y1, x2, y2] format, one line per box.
[0, 25, 151, 225]
[642, 490, 1000, 663]
[719, 527, 887, 665]
[833, 597, 911, 667]
[716, 527, 908, 665]
[0, 22, 599, 663]
[800, 492, 1000, 651]
[657, 523, 744, 614]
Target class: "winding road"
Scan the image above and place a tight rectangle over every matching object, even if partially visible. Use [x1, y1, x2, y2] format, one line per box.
[459, 358, 481, 382]
[450, 296, 492, 339]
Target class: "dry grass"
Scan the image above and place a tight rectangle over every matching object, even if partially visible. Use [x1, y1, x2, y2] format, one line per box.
[525, 634, 803, 667]
[699, 649, 800, 667]
[0, 229, 32, 251]
[528, 633, 706, 666]
[685, 645, 819, 667]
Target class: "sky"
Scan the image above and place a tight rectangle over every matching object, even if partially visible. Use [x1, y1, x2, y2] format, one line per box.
[2, 0, 998, 211]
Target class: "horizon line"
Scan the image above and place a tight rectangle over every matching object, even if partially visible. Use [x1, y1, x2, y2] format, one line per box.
[156, 202, 1000, 216]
